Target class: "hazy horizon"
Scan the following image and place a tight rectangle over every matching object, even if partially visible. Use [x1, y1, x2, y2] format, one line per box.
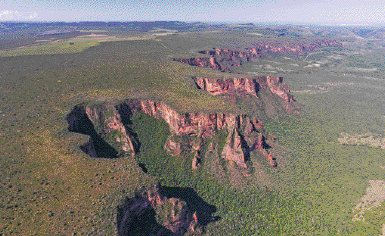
[1, 20, 385, 28]
[1, 0, 385, 26]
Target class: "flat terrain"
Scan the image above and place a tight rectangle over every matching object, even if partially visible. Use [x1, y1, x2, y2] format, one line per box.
[1, 22, 385, 235]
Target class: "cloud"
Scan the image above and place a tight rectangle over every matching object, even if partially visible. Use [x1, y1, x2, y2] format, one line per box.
[0, 10, 38, 20]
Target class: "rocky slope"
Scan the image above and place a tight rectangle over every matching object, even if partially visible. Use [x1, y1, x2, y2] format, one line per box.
[117, 183, 200, 235]
[193, 75, 300, 116]
[177, 40, 342, 71]
[174, 57, 230, 72]
[67, 99, 275, 169]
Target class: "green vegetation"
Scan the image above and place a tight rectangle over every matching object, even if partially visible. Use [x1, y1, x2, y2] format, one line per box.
[2, 25, 385, 235]
[0, 39, 101, 57]
[127, 110, 326, 235]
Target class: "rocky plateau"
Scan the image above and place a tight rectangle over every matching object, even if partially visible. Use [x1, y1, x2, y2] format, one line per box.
[65, 46, 304, 234]
[176, 40, 342, 71]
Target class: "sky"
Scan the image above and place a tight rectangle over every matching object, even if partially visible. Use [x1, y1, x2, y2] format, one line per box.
[1, 0, 385, 25]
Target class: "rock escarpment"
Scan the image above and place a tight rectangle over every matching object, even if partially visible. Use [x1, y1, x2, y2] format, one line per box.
[178, 40, 342, 71]
[67, 99, 275, 169]
[193, 75, 299, 116]
[193, 77, 258, 97]
[117, 184, 200, 236]
[199, 40, 342, 62]
[174, 57, 230, 72]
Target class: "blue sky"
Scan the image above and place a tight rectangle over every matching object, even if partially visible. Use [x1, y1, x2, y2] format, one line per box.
[1, 0, 384, 25]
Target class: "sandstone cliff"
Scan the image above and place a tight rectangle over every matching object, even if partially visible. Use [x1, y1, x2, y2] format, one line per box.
[199, 40, 342, 63]
[174, 57, 230, 72]
[67, 99, 273, 169]
[117, 184, 200, 235]
[179, 40, 342, 71]
[193, 75, 300, 116]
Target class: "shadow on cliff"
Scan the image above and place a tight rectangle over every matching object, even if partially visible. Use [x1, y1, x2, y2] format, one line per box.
[117, 207, 176, 236]
[66, 105, 119, 158]
[162, 186, 221, 227]
[116, 102, 141, 153]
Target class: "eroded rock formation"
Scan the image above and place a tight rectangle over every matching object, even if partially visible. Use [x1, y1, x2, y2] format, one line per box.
[193, 75, 293, 101]
[174, 57, 230, 72]
[117, 184, 200, 235]
[199, 40, 342, 61]
[193, 75, 299, 116]
[85, 104, 139, 156]
[67, 99, 273, 169]
[178, 40, 342, 71]
[266, 76, 293, 102]
[193, 77, 258, 97]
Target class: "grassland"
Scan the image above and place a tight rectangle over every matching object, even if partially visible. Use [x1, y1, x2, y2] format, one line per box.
[1, 27, 385, 235]
[0, 39, 101, 57]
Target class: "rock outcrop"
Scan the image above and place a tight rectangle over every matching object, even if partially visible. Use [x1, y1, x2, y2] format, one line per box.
[67, 99, 274, 169]
[194, 75, 293, 101]
[175, 57, 230, 72]
[199, 40, 342, 61]
[193, 75, 299, 115]
[193, 77, 258, 97]
[182, 40, 343, 71]
[84, 103, 139, 157]
[139, 100, 269, 169]
[266, 76, 293, 102]
[221, 128, 246, 168]
[117, 184, 200, 235]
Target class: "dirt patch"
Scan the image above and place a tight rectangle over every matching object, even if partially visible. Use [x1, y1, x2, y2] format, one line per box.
[292, 82, 355, 94]
[353, 180, 385, 221]
[338, 132, 385, 149]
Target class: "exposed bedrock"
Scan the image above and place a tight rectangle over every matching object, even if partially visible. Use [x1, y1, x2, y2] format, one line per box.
[193, 77, 259, 97]
[176, 41, 342, 73]
[199, 40, 342, 59]
[117, 184, 201, 236]
[193, 75, 299, 116]
[66, 98, 274, 169]
[174, 57, 230, 72]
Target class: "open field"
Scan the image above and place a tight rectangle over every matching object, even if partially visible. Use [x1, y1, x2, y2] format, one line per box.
[1, 23, 385, 235]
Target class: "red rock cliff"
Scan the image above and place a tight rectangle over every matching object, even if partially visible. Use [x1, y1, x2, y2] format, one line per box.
[68, 99, 272, 169]
[266, 76, 293, 102]
[85, 103, 139, 156]
[193, 77, 258, 97]
[193, 75, 299, 115]
[138, 100, 268, 168]
[118, 184, 200, 235]
[175, 57, 230, 72]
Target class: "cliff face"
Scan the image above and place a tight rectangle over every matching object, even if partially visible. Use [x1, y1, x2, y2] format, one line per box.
[200, 39, 342, 60]
[266, 76, 294, 102]
[174, 57, 230, 72]
[117, 184, 200, 235]
[85, 104, 139, 156]
[67, 98, 273, 169]
[193, 75, 299, 116]
[178, 40, 342, 71]
[193, 77, 258, 97]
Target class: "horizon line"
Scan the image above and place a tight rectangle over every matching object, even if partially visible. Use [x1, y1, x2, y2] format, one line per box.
[1, 20, 384, 27]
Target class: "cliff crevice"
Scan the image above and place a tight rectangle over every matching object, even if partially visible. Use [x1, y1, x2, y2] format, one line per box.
[67, 99, 275, 169]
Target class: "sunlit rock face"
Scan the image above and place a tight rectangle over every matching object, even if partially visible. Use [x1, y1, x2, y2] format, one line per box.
[174, 57, 230, 72]
[199, 40, 343, 61]
[193, 75, 300, 116]
[67, 99, 274, 169]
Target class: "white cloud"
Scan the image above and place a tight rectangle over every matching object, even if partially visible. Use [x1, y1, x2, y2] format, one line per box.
[0, 10, 38, 20]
